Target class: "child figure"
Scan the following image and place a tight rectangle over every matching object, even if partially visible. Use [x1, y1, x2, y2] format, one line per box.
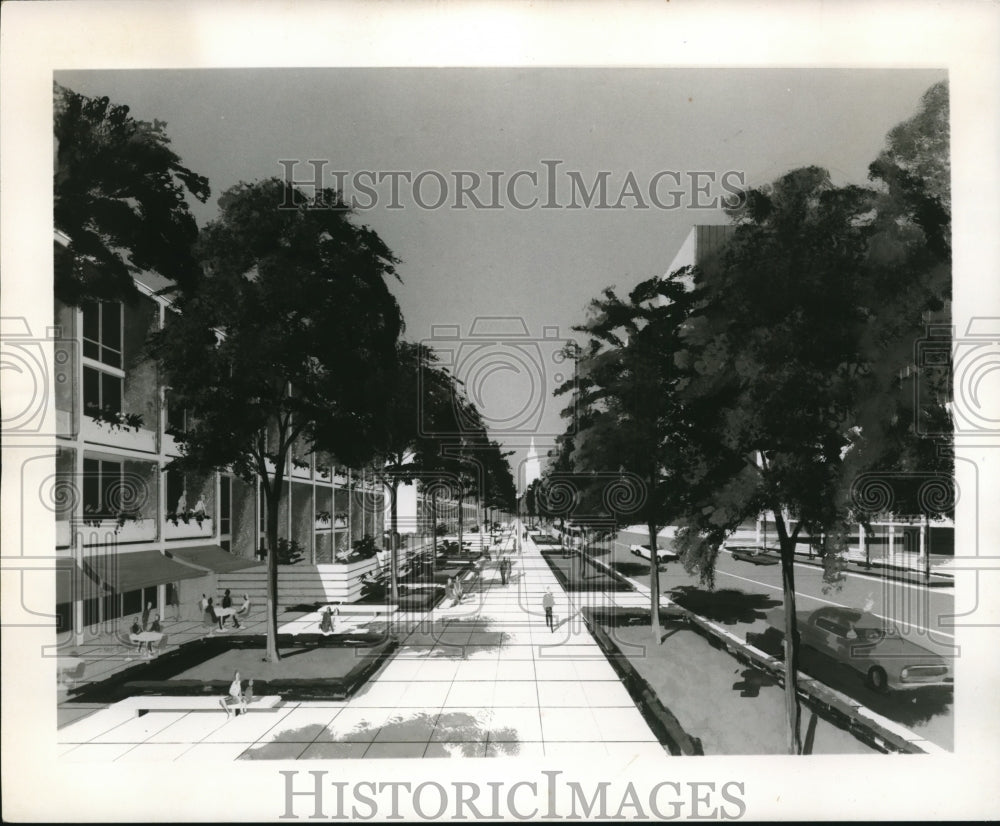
[319, 607, 334, 634]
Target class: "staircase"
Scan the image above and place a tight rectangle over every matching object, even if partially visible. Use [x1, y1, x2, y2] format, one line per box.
[216, 558, 378, 609]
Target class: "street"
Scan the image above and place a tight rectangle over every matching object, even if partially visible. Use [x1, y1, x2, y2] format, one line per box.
[603, 529, 955, 749]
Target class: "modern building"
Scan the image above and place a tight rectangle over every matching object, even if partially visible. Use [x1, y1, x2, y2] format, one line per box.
[523, 437, 542, 492]
[51, 233, 481, 645]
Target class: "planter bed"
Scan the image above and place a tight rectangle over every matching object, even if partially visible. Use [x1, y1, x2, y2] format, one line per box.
[352, 585, 448, 611]
[581, 607, 702, 756]
[400, 560, 474, 587]
[65, 634, 397, 704]
[397, 586, 446, 611]
[540, 549, 634, 592]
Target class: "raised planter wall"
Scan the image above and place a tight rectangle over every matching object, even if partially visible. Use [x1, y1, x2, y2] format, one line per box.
[215, 558, 380, 607]
[81, 419, 157, 453]
[163, 518, 213, 540]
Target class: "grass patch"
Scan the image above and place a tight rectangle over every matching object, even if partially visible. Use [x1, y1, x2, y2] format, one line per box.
[582, 608, 701, 756]
[66, 634, 397, 703]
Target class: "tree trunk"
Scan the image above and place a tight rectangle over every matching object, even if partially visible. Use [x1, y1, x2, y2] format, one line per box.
[264, 456, 286, 663]
[648, 517, 661, 643]
[430, 486, 438, 584]
[389, 478, 400, 604]
[774, 512, 802, 754]
[924, 513, 931, 583]
[457, 489, 464, 554]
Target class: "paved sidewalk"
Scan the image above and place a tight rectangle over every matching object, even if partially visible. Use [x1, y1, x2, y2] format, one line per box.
[57, 527, 665, 761]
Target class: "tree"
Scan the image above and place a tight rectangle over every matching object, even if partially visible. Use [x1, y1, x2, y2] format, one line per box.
[368, 341, 461, 603]
[553, 272, 695, 639]
[444, 400, 490, 552]
[673, 101, 951, 752]
[54, 84, 210, 306]
[524, 478, 542, 528]
[151, 177, 403, 662]
[411, 378, 489, 563]
[481, 439, 517, 531]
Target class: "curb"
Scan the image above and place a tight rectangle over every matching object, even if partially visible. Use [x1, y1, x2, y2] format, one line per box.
[579, 548, 945, 755]
[785, 553, 953, 588]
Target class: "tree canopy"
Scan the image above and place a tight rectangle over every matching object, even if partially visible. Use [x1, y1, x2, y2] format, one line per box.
[151, 177, 404, 660]
[54, 83, 210, 305]
[550, 270, 695, 635]
[551, 81, 952, 753]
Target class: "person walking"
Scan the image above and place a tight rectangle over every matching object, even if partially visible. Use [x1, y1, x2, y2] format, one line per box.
[542, 587, 555, 632]
[205, 596, 218, 633]
[141, 601, 153, 631]
[167, 583, 181, 622]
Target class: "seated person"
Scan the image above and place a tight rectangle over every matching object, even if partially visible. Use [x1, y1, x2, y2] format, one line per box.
[220, 670, 244, 718]
[318, 607, 336, 634]
[240, 679, 255, 713]
[148, 612, 162, 633]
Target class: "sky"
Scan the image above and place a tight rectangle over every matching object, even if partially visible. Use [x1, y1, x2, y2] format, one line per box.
[56, 67, 947, 485]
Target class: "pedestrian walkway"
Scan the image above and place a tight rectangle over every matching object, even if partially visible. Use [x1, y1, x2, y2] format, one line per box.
[56, 526, 665, 761]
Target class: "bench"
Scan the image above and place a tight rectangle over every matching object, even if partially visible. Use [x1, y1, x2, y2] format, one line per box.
[120, 631, 168, 657]
[118, 694, 283, 718]
[57, 657, 86, 688]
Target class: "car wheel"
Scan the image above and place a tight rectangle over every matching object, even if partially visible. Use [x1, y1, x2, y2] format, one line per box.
[866, 666, 889, 693]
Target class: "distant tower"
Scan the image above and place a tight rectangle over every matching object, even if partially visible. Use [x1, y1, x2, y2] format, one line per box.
[523, 437, 541, 492]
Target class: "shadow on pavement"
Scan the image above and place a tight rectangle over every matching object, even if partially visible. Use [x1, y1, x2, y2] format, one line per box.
[746, 627, 953, 732]
[732, 666, 780, 698]
[612, 561, 653, 578]
[669, 586, 781, 625]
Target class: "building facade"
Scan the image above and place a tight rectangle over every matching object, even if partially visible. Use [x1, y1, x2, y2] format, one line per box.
[51, 236, 481, 644]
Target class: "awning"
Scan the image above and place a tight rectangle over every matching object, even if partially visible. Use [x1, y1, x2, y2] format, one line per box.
[165, 545, 263, 574]
[55, 558, 101, 604]
[84, 550, 205, 593]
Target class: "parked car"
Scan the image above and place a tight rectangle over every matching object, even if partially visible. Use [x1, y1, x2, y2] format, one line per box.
[629, 543, 679, 563]
[728, 545, 780, 565]
[797, 606, 952, 693]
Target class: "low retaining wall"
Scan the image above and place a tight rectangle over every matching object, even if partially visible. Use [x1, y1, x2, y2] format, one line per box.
[678, 608, 946, 755]
[216, 558, 379, 608]
[584, 614, 703, 756]
[579, 548, 946, 755]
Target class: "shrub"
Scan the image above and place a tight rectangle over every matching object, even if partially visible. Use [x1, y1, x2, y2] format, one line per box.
[272, 538, 305, 565]
[351, 535, 379, 560]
